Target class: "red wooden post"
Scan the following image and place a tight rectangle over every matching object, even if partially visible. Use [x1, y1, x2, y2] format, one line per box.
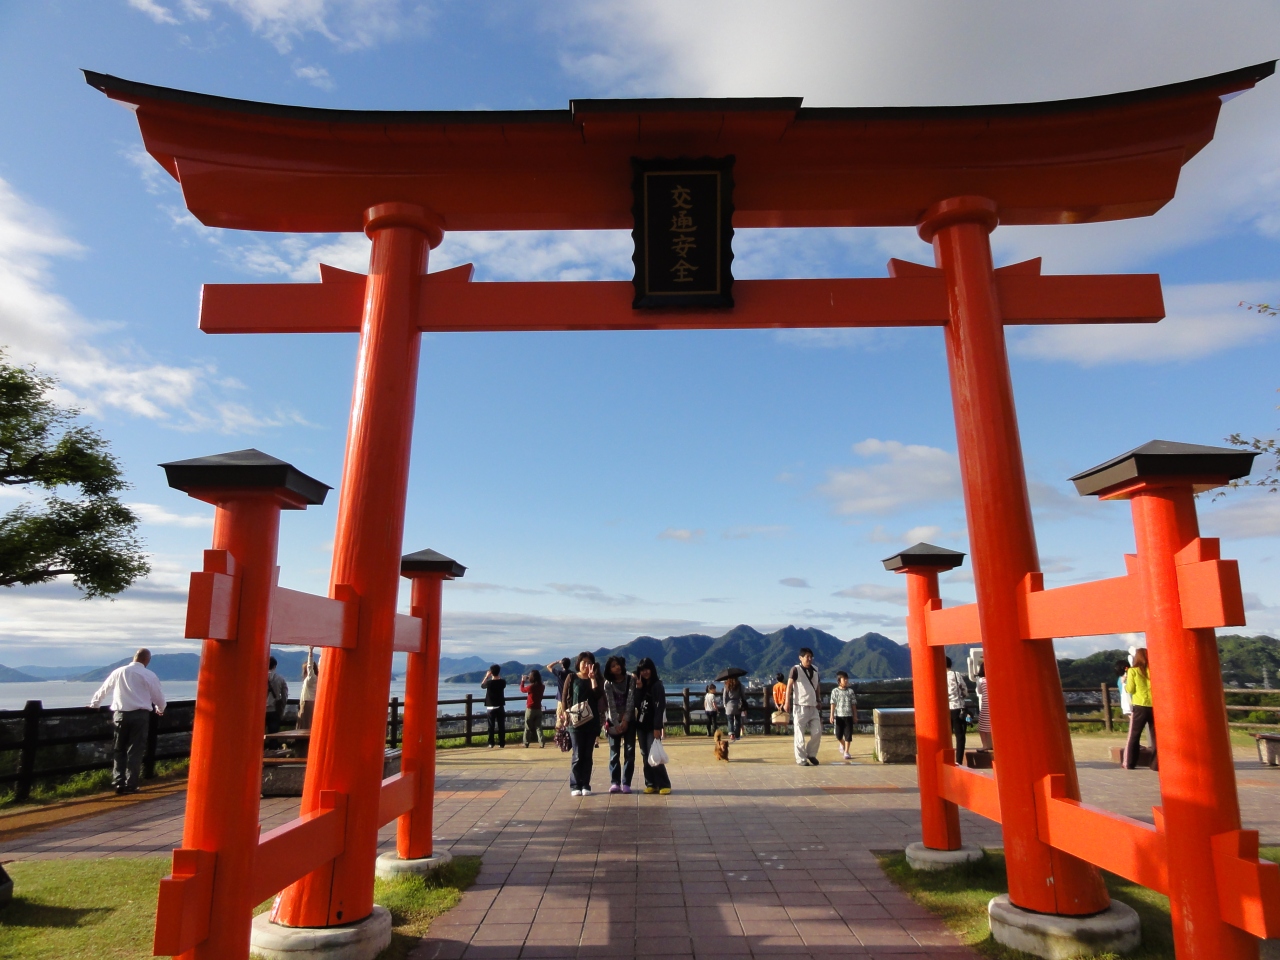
[921, 195, 1109, 916]
[275, 203, 442, 928]
[1073, 441, 1258, 959]
[396, 549, 465, 861]
[158, 451, 328, 960]
[885, 543, 965, 850]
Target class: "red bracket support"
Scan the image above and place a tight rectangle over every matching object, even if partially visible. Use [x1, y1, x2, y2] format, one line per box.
[268, 583, 360, 649]
[936, 753, 1002, 823]
[184, 549, 240, 641]
[1034, 774, 1168, 893]
[1212, 830, 1280, 939]
[153, 847, 217, 956]
[252, 790, 347, 907]
[377, 770, 418, 827]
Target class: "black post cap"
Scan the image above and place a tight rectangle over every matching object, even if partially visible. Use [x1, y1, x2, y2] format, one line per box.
[401, 549, 466, 578]
[882, 542, 966, 572]
[160, 449, 330, 505]
[1069, 440, 1257, 497]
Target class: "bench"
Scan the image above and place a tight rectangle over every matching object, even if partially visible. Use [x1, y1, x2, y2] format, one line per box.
[1255, 733, 1280, 766]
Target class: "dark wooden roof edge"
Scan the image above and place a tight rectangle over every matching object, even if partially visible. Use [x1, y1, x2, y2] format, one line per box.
[84, 60, 1275, 129]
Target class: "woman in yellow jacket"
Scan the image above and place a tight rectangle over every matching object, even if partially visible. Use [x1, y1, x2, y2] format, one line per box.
[1123, 648, 1158, 771]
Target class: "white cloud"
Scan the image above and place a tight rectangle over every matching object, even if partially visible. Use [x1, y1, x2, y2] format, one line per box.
[832, 583, 907, 606]
[817, 438, 961, 516]
[1012, 283, 1277, 366]
[129, 0, 430, 53]
[294, 64, 336, 90]
[438, 611, 708, 661]
[779, 578, 810, 589]
[128, 0, 180, 24]
[128, 503, 215, 529]
[0, 178, 301, 433]
[546, 582, 643, 606]
[658, 527, 704, 543]
[1202, 494, 1280, 540]
[722, 524, 789, 540]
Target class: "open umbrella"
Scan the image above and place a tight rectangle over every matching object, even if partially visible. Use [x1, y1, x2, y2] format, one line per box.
[715, 667, 748, 682]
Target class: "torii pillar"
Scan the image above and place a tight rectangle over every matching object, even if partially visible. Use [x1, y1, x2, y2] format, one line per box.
[921, 195, 1110, 915]
[272, 203, 442, 929]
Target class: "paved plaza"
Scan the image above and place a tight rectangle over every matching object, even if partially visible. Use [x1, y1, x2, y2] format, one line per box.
[1, 733, 1277, 959]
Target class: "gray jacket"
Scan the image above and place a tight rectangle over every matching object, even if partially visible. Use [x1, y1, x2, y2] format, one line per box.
[603, 675, 636, 728]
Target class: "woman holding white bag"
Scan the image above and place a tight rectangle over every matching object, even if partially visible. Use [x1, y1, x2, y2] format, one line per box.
[634, 657, 671, 795]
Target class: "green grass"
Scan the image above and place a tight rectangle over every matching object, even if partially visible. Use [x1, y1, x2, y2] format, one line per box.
[0, 759, 190, 810]
[879, 850, 1179, 959]
[0, 853, 479, 960]
[0, 857, 172, 959]
[370, 857, 481, 960]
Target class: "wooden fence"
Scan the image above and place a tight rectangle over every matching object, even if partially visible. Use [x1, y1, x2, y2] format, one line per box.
[3, 683, 1275, 799]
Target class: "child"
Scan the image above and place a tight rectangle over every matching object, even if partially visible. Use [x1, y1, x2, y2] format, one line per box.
[829, 671, 857, 761]
[704, 683, 721, 738]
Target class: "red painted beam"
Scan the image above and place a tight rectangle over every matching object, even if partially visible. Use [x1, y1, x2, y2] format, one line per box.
[251, 791, 347, 907]
[199, 271, 1163, 335]
[1035, 774, 1169, 894]
[377, 771, 417, 827]
[153, 848, 217, 957]
[936, 756, 1002, 823]
[392, 614, 425, 654]
[268, 584, 359, 649]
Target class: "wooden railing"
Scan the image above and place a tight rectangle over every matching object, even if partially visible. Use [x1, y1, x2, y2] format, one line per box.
[4, 682, 1274, 800]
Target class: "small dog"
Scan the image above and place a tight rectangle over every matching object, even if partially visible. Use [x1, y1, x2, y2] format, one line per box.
[714, 728, 730, 762]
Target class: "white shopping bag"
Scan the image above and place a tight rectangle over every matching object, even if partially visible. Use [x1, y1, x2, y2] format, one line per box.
[647, 739, 670, 766]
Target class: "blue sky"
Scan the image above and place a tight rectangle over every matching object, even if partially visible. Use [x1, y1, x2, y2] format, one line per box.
[0, 1, 1278, 667]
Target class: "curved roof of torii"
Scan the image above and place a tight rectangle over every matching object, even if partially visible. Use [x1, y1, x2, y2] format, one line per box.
[86, 62, 1274, 235]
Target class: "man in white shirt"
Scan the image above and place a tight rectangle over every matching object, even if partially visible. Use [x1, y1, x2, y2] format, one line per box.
[785, 647, 823, 766]
[89, 648, 166, 794]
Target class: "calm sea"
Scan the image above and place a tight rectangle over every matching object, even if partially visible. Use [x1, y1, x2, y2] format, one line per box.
[0, 680, 490, 711]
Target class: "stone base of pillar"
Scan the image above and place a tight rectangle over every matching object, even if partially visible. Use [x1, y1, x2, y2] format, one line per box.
[249, 906, 392, 960]
[988, 895, 1140, 959]
[904, 842, 984, 871]
[375, 848, 453, 879]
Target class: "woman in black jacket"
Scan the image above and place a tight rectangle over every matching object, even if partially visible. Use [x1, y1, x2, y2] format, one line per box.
[634, 657, 671, 794]
[557, 651, 604, 796]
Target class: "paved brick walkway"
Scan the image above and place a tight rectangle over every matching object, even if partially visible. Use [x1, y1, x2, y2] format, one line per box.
[1, 733, 1276, 959]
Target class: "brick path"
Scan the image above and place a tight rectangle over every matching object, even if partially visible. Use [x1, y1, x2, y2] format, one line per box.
[1, 733, 1277, 959]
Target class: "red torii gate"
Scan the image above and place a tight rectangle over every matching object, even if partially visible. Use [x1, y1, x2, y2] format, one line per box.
[85, 60, 1273, 960]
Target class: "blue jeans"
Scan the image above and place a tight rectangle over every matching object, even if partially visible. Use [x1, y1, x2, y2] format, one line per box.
[608, 726, 635, 786]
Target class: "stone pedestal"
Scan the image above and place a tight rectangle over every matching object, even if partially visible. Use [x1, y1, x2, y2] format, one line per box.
[249, 906, 392, 960]
[905, 841, 984, 871]
[873, 708, 916, 763]
[375, 848, 453, 879]
[988, 895, 1140, 959]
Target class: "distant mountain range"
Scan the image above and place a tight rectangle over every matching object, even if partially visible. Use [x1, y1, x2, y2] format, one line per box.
[8, 633, 1277, 689]
[443, 625, 940, 684]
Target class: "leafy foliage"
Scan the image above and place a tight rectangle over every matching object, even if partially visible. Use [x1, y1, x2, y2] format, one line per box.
[0, 353, 148, 597]
[1221, 301, 1279, 493]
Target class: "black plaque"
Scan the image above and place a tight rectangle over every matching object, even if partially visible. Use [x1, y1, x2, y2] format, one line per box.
[631, 157, 735, 308]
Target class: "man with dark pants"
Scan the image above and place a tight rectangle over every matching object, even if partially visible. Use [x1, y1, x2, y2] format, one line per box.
[265, 656, 288, 734]
[89, 648, 166, 794]
[946, 656, 968, 764]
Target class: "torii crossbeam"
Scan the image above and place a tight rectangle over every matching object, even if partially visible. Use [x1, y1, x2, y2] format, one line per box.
[87, 60, 1275, 960]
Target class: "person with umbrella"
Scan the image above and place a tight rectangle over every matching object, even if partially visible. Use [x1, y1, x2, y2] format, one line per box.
[718, 668, 748, 741]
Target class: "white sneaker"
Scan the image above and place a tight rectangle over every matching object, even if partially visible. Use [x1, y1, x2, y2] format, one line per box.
[570, 788, 583, 796]
[581, 787, 592, 796]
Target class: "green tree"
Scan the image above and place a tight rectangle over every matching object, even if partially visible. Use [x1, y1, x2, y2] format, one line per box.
[1223, 301, 1280, 492]
[0, 353, 148, 597]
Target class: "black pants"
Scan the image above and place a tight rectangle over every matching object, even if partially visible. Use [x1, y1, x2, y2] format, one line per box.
[950, 708, 967, 764]
[637, 728, 670, 790]
[570, 720, 600, 790]
[113, 709, 150, 789]
[1125, 705, 1158, 770]
[727, 713, 743, 738]
[266, 712, 281, 734]
[487, 707, 506, 746]
[608, 727, 636, 786]
[834, 716, 855, 741]
[706, 710, 719, 736]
